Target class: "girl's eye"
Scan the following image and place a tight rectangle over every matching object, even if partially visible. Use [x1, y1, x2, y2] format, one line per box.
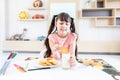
[59, 22, 70, 25]
[66, 23, 70, 25]
[66, 23, 68, 25]
[60, 23, 63, 25]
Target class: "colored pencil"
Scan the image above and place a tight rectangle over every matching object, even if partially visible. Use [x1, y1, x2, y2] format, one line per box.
[14, 64, 26, 72]
[7, 51, 15, 59]
[2, 53, 17, 75]
[0, 59, 11, 75]
[28, 67, 51, 71]
[0, 53, 17, 75]
[2, 59, 12, 75]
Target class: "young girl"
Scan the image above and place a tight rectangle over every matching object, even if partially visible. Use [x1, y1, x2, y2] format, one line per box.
[44, 12, 78, 67]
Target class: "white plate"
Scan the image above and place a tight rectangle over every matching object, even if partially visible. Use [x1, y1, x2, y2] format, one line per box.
[33, 63, 59, 68]
[27, 59, 60, 69]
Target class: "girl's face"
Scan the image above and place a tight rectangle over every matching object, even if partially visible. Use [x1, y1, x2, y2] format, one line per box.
[55, 19, 71, 37]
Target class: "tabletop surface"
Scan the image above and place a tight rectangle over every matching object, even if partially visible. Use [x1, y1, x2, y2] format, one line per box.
[0, 62, 114, 80]
[0, 52, 116, 80]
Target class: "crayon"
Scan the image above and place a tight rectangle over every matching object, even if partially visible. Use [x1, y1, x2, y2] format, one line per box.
[14, 64, 26, 72]
[0, 59, 11, 75]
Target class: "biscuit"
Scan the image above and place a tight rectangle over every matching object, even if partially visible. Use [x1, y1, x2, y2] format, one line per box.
[39, 58, 58, 66]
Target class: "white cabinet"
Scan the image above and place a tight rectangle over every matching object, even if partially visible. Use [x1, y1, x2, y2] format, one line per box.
[80, 0, 120, 27]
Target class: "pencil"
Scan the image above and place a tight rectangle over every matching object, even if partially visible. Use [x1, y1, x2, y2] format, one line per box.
[28, 67, 51, 71]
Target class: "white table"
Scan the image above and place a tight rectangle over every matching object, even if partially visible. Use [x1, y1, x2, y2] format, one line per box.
[0, 60, 115, 80]
[0, 52, 117, 80]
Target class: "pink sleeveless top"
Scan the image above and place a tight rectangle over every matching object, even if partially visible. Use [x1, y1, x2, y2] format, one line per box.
[48, 33, 77, 58]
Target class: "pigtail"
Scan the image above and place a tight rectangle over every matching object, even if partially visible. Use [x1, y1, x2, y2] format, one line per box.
[48, 15, 57, 34]
[70, 17, 78, 60]
[70, 17, 75, 33]
[44, 15, 57, 58]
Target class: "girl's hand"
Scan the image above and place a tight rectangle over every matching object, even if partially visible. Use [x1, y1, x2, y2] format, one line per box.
[69, 57, 76, 67]
[52, 44, 61, 59]
[53, 44, 60, 52]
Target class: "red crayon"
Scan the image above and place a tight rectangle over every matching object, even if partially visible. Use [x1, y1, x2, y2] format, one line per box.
[7, 52, 14, 59]
[14, 64, 26, 72]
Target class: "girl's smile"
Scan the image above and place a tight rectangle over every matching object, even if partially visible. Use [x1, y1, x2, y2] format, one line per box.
[60, 27, 67, 32]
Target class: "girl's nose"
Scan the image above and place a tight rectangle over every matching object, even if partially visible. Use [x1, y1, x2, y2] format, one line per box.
[62, 23, 67, 27]
[62, 26, 67, 29]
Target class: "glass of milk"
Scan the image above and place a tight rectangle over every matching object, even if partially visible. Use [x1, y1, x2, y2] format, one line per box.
[61, 53, 70, 69]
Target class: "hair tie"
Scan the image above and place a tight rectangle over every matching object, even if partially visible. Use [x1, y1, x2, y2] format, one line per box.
[71, 17, 74, 21]
[54, 15, 57, 17]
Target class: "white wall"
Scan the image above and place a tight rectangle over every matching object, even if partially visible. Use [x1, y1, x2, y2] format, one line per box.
[5, 0, 48, 40]
[0, 0, 5, 53]
[3, 0, 120, 42]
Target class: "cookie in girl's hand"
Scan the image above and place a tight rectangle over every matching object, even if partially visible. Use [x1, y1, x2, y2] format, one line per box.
[60, 46, 68, 53]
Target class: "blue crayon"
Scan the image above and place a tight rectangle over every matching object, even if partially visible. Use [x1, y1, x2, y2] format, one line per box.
[0, 59, 11, 75]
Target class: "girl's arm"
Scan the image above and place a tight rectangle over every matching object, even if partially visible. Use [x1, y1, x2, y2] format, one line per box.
[69, 39, 76, 58]
[69, 39, 77, 67]
[49, 39, 61, 60]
